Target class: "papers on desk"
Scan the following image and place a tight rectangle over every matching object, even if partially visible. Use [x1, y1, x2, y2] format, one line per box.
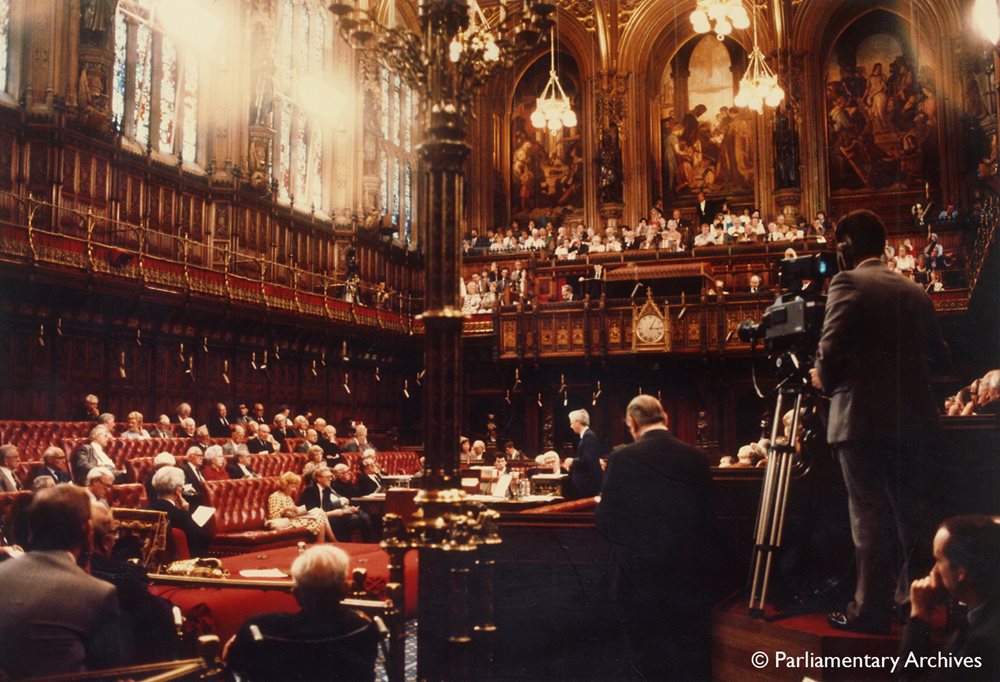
[492, 473, 513, 498]
[191, 505, 215, 527]
[238, 568, 288, 579]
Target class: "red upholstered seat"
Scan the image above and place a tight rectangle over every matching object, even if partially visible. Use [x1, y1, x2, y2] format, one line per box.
[376, 451, 421, 475]
[248, 453, 307, 478]
[109, 483, 148, 509]
[203, 477, 312, 555]
[0, 421, 94, 459]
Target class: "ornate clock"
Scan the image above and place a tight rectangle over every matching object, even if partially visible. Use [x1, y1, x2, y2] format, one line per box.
[631, 288, 671, 352]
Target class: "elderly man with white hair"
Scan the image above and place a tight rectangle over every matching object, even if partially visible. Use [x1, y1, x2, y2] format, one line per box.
[565, 408, 604, 499]
[145, 466, 210, 557]
[72, 424, 124, 484]
[85, 467, 116, 507]
[225, 545, 380, 680]
[179, 446, 207, 508]
[29, 446, 71, 484]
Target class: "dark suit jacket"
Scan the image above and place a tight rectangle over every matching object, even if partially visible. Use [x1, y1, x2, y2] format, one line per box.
[0, 467, 21, 492]
[342, 439, 369, 454]
[271, 427, 289, 447]
[319, 437, 341, 458]
[227, 605, 379, 682]
[332, 479, 361, 499]
[900, 601, 1000, 681]
[355, 473, 382, 497]
[227, 464, 259, 480]
[0, 550, 125, 678]
[816, 260, 949, 445]
[146, 497, 210, 557]
[300, 484, 344, 512]
[72, 443, 113, 483]
[207, 416, 231, 438]
[246, 437, 274, 454]
[294, 440, 316, 454]
[179, 461, 206, 506]
[29, 465, 72, 484]
[596, 428, 714, 679]
[569, 428, 603, 499]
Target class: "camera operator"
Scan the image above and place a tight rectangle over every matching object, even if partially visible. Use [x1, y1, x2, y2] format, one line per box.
[809, 209, 949, 634]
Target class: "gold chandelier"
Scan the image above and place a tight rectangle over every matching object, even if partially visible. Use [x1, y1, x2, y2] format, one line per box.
[530, 28, 577, 133]
[690, 0, 750, 39]
[733, 2, 784, 112]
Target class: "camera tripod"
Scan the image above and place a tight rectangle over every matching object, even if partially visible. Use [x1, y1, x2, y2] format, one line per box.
[748, 371, 809, 617]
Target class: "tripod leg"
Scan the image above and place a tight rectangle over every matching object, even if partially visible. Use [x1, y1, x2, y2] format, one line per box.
[749, 392, 786, 611]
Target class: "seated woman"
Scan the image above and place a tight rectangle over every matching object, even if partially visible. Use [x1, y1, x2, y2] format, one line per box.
[121, 411, 151, 439]
[202, 446, 230, 481]
[301, 447, 325, 485]
[267, 471, 336, 542]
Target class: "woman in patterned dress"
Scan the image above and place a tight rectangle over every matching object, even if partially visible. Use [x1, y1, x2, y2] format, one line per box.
[267, 471, 336, 542]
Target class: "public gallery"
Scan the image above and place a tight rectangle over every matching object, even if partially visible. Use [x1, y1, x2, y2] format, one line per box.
[0, 0, 998, 679]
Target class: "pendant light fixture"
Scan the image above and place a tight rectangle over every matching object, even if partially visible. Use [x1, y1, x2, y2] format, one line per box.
[733, 2, 784, 112]
[530, 27, 577, 133]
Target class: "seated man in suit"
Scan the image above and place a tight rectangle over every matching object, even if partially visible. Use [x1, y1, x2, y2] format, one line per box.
[355, 450, 384, 497]
[225, 545, 381, 681]
[247, 424, 278, 454]
[190, 425, 213, 453]
[75, 393, 102, 422]
[271, 414, 290, 448]
[207, 402, 231, 438]
[294, 428, 321, 454]
[221, 425, 250, 458]
[301, 466, 374, 542]
[146, 466, 210, 557]
[175, 417, 196, 439]
[227, 450, 261, 479]
[143, 452, 176, 502]
[0, 444, 23, 492]
[318, 425, 342, 462]
[0, 485, 126, 677]
[331, 463, 360, 499]
[72, 425, 125, 484]
[900, 515, 1000, 681]
[748, 274, 772, 299]
[85, 467, 115, 508]
[30, 446, 72, 484]
[147, 415, 174, 439]
[342, 424, 373, 453]
[179, 446, 208, 509]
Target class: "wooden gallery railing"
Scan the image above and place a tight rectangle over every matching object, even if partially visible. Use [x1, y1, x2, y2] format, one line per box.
[0, 191, 419, 334]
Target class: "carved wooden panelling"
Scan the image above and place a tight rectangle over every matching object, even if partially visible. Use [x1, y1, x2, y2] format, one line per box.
[149, 187, 160, 227]
[79, 153, 92, 198]
[161, 189, 174, 229]
[94, 158, 108, 204]
[27, 143, 48, 191]
[571, 319, 584, 347]
[0, 134, 13, 189]
[63, 149, 76, 193]
[501, 319, 517, 355]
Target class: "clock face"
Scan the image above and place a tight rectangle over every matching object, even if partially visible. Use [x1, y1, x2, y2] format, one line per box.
[635, 313, 665, 343]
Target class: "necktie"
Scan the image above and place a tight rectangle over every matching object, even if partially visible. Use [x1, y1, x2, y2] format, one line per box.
[195, 466, 204, 483]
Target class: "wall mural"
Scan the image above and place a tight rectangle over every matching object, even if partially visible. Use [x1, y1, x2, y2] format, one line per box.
[510, 54, 583, 221]
[660, 36, 754, 199]
[824, 13, 939, 193]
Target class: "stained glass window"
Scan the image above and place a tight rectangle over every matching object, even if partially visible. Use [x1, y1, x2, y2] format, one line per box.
[273, 0, 329, 212]
[378, 69, 419, 244]
[0, 0, 7, 94]
[182, 57, 199, 160]
[158, 38, 177, 154]
[113, 1, 200, 162]
[112, 10, 127, 125]
[134, 22, 152, 147]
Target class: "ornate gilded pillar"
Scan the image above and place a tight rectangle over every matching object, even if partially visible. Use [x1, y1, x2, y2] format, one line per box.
[593, 71, 628, 226]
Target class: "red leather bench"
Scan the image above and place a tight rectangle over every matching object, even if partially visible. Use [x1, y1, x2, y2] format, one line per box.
[0, 421, 95, 459]
[376, 451, 421, 475]
[0, 490, 31, 543]
[62, 437, 226, 470]
[203, 477, 314, 555]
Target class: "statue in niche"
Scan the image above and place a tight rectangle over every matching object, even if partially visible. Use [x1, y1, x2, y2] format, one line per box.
[596, 124, 623, 204]
[78, 66, 111, 130]
[773, 104, 800, 190]
[80, 0, 118, 46]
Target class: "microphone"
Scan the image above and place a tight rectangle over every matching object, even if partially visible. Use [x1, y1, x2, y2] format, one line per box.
[630, 282, 642, 299]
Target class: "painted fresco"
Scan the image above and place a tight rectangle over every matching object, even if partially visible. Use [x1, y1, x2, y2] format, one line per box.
[510, 54, 583, 220]
[825, 19, 939, 193]
[661, 36, 754, 198]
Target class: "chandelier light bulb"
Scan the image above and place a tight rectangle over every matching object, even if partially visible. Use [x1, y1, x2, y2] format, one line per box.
[732, 7, 750, 29]
[449, 38, 462, 62]
[561, 108, 578, 128]
[716, 19, 732, 36]
[484, 38, 500, 61]
[530, 109, 547, 128]
[690, 10, 710, 33]
[734, 88, 749, 107]
[765, 87, 784, 107]
[707, 3, 727, 22]
[546, 116, 562, 132]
